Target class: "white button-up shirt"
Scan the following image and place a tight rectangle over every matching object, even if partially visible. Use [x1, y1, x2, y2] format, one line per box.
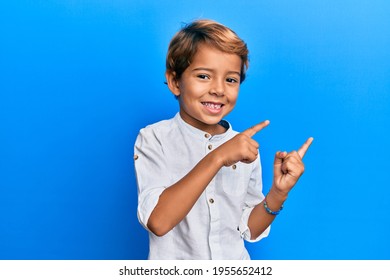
[134, 113, 270, 259]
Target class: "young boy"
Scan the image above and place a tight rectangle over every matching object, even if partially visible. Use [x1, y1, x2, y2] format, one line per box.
[134, 19, 313, 260]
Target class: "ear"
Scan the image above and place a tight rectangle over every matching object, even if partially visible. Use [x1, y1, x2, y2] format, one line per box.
[165, 70, 181, 97]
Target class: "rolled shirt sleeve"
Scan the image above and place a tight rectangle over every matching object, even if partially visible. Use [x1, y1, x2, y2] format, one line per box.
[238, 153, 271, 242]
[134, 128, 168, 231]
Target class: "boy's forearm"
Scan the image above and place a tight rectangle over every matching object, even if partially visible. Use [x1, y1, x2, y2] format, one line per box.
[248, 186, 288, 240]
[147, 150, 224, 236]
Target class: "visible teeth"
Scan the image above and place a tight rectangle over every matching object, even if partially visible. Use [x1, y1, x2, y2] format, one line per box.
[202, 102, 222, 109]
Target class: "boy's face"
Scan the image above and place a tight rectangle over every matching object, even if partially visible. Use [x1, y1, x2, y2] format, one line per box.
[166, 44, 242, 135]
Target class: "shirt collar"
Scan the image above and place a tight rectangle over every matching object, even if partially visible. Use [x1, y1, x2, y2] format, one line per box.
[174, 113, 234, 142]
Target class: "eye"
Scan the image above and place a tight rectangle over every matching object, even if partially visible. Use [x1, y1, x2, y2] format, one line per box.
[226, 77, 239, 83]
[197, 74, 210, 80]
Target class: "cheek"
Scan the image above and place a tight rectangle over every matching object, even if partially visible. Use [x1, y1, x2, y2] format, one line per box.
[178, 90, 199, 110]
[228, 91, 239, 105]
[179, 82, 202, 97]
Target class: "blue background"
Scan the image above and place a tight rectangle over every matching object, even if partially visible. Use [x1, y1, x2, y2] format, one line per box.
[1, 0, 389, 260]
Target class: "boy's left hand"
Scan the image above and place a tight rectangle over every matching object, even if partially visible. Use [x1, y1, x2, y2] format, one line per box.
[272, 137, 314, 197]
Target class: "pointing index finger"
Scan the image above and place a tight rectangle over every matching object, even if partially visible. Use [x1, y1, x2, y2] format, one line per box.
[242, 120, 270, 137]
[298, 137, 314, 158]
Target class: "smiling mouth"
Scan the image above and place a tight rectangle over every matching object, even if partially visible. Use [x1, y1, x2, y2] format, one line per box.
[201, 102, 224, 110]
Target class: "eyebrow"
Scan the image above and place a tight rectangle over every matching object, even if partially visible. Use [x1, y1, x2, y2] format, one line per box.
[192, 67, 241, 77]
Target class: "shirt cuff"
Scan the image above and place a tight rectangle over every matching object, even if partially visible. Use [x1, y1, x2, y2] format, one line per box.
[137, 187, 166, 231]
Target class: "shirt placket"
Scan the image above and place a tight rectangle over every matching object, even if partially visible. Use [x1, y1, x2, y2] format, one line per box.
[204, 133, 223, 259]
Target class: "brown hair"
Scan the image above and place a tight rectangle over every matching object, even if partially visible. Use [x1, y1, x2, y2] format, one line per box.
[166, 19, 249, 83]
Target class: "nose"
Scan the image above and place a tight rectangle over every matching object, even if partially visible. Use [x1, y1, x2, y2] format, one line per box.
[210, 78, 225, 96]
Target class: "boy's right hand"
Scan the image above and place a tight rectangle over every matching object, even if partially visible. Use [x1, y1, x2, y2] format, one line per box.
[216, 120, 270, 167]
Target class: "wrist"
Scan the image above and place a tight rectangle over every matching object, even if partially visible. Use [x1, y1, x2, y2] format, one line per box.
[265, 187, 288, 211]
[206, 149, 225, 169]
[269, 185, 289, 202]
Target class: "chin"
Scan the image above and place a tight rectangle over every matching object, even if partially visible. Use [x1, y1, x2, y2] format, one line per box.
[201, 115, 225, 125]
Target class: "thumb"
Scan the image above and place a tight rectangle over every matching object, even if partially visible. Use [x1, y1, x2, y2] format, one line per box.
[274, 151, 286, 178]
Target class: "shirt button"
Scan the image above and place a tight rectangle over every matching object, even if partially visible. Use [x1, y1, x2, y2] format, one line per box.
[204, 133, 210, 138]
[232, 164, 237, 170]
[134, 154, 139, 160]
[208, 144, 212, 150]
[209, 198, 214, 204]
